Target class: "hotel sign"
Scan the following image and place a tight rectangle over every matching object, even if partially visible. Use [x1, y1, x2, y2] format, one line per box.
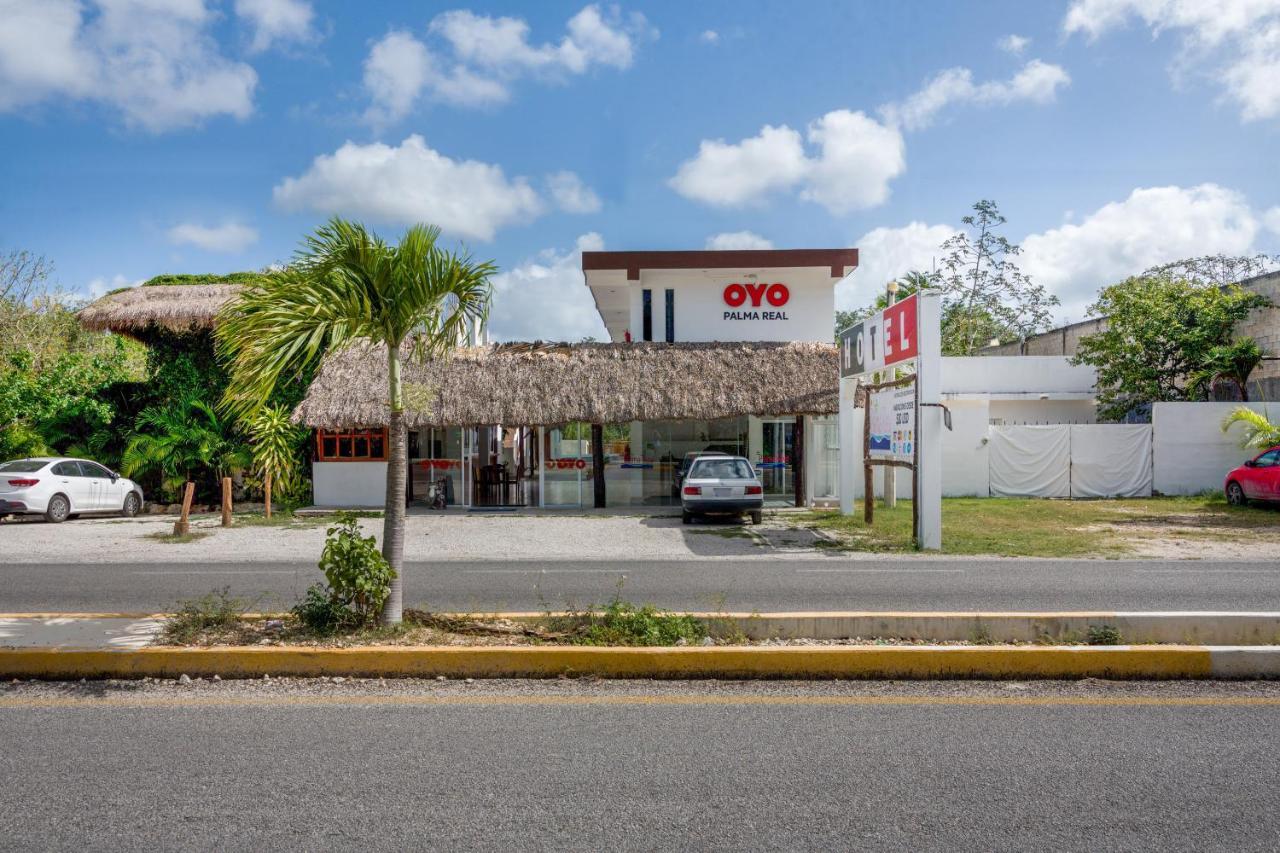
[838, 293, 919, 378]
[723, 282, 790, 321]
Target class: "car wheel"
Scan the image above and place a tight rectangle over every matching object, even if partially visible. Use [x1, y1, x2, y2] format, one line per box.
[750, 510, 763, 526]
[45, 494, 71, 523]
[122, 492, 141, 518]
[682, 510, 693, 525]
[1226, 481, 1248, 507]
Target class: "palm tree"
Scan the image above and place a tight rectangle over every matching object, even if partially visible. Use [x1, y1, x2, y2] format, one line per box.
[216, 218, 493, 624]
[1222, 407, 1280, 450]
[1193, 339, 1262, 402]
[246, 403, 305, 517]
[121, 398, 249, 500]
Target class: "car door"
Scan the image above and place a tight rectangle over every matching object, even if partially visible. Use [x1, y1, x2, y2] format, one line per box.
[1248, 450, 1280, 500]
[78, 461, 118, 510]
[50, 461, 94, 511]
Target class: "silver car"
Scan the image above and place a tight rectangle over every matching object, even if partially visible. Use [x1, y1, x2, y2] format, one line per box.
[680, 455, 764, 525]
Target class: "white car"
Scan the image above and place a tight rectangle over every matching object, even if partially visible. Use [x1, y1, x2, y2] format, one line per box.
[0, 457, 144, 523]
[680, 455, 765, 526]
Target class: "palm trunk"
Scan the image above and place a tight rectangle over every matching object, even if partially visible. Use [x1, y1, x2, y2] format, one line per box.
[381, 343, 407, 625]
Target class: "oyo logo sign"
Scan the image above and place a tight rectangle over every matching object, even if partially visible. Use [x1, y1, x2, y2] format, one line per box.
[723, 282, 790, 308]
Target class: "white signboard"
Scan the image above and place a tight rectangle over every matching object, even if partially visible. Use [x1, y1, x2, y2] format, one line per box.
[869, 385, 915, 461]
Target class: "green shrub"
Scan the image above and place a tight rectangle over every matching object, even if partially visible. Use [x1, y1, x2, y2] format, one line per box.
[291, 583, 353, 635]
[1087, 624, 1123, 646]
[317, 512, 396, 626]
[569, 598, 708, 646]
[162, 587, 248, 644]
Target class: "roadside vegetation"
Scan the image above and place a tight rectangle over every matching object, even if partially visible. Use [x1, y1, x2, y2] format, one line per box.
[793, 495, 1280, 557]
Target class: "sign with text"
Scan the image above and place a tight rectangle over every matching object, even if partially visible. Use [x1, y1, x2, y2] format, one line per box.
[869, 384, 916, 461]
[838, 293, 919, 378]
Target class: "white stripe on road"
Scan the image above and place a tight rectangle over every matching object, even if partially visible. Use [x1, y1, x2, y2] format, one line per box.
[130, 570, 300, 575]
[795, 568, 965, 574]
[462, 569, 627, 574]
[1134, 569, 1280, 575]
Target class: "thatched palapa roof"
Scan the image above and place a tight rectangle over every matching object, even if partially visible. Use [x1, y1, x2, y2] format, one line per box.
[294, 340, 840, 429]
[78, 283, 243, 336]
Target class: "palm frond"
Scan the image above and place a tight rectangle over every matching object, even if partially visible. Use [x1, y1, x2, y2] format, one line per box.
[1222, 406, 1280, 449]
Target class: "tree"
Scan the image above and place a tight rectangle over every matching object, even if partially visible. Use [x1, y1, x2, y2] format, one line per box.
[217, 218, 493, 624]
[1143, 253, 1278, 288]
[1074, 275, 1270, 421]
[121, 398, 249, 500]
[246, 403, 306, 515]
[936, 200, 1059, 355]
[834, 270, 937, 338]
[1191, 339, 1263, 402]
[1222, 407, 1280, 450]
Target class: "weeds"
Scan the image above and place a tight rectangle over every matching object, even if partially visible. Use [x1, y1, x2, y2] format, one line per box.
[146, 530, 210, 544]
[551, 596, 709, 646]
[1087, 624, 1124, 645]
[161, 587, 252, 644]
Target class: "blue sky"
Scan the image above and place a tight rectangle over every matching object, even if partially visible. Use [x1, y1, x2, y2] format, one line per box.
[2, 0, 1278, 340]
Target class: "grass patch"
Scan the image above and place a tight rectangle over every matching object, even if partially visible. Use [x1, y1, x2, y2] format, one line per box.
[232, 511, 383, 529]
[793, 496, 1279, 557]
[551, 598, 709, 646]
[145, 530, 210, 544]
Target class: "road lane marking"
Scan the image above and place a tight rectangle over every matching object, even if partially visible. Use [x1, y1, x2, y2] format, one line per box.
[461, 569, 627, 574]
[1134, 569, 1280, 575]
[130, 571, 300, 575]
[2, 693, 1279, 711]
[795, 569, 965, 574]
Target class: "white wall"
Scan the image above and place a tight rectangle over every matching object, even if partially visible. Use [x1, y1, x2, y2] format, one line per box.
[1154, 402, 1274, 495]
[313, 462, 388, 508]
[629, 267, 837, 343]
[988, 399, 1096, 425]
[941, 400, 991, 497]
[943, 357, 1097, 395]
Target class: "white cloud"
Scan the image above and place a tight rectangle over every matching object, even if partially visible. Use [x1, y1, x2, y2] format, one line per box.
[362, 5, 653, 121]
[835, 222, 957, 312]
[234, 0, 318, 53]
[0, 0, 257, 132]
[1063, 0, 1280, 121]
[1265, 206, 1280, 236]
[86, 273, 144, 299]
[700, 29, 720, 44]
[669, 124, 809, 208]
[547, 171, 602, 213]
[1020, 184, 1264, 317]
[999, 33, 1030, 55]
[671, 61, 1064, 212]
[880, 59, 1071, 131]
[167, 221, 259, 253]
[488, 233, 608, 341]
[272, 135, 545, 242]
[705, 231, 774, 250]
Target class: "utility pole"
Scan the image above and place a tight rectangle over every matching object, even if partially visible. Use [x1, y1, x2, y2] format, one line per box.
[883, 280, 899, 509]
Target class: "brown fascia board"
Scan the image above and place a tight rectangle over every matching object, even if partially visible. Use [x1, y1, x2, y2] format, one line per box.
[582, 249, 859, 281]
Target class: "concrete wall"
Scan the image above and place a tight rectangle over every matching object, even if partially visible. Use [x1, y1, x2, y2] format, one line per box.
[1152, 402, 1274, 495]
[941, 356, 1097, 395]
[988, 399, 1096, 425]
[979, 318, 1108, 357]
[1238, 272, 1280, 401]
[313, 461, 389, 507]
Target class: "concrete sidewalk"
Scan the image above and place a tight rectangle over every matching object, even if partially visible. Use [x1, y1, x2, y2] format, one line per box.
[0, 615, 163, 649]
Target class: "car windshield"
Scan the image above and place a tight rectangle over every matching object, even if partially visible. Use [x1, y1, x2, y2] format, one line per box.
[689, 458, 754, 480]
[0, 459, 47, 473]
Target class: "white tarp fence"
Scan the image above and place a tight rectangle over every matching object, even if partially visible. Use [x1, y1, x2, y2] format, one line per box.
[989, 426, 1071, 497]
[1068, 424, 1153, 497]
[988, 424, 1153, 498]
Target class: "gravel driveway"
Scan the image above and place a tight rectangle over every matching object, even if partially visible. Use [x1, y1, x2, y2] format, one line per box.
[0, 511, 835, 565]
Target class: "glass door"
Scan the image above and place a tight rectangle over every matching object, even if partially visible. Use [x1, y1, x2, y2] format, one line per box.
[758, 420, 795, 500]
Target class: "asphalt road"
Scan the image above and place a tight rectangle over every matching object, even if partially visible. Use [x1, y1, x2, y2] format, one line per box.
[2, 679, 1279, 851]
[6, 557, 1280, 613]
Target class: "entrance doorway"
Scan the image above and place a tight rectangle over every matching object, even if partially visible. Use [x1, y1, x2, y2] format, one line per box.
[758, 419, 795, 500]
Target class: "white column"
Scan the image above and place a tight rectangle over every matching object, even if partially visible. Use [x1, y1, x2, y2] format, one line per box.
[839, 379, 857, 515]
[917, 293, 943, 550]
[538, 426, 546, 508]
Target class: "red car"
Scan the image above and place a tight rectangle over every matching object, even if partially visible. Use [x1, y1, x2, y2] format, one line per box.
[1225, 446, 1280, 505]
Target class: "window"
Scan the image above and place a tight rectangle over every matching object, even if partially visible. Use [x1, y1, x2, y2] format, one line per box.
[0, 460, 47, 473]
[80, 462, 113, 478]
[316, 428, 388, 461]
[665, 288, 674, 342]
[642, 289, 653, 341]
[1255, 450, 1280, 468]
[688, 458, 754, 480]
[51, 462, 81, 476]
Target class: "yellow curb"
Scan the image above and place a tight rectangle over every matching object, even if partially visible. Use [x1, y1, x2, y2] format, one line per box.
[0, 645, 1216, 681]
